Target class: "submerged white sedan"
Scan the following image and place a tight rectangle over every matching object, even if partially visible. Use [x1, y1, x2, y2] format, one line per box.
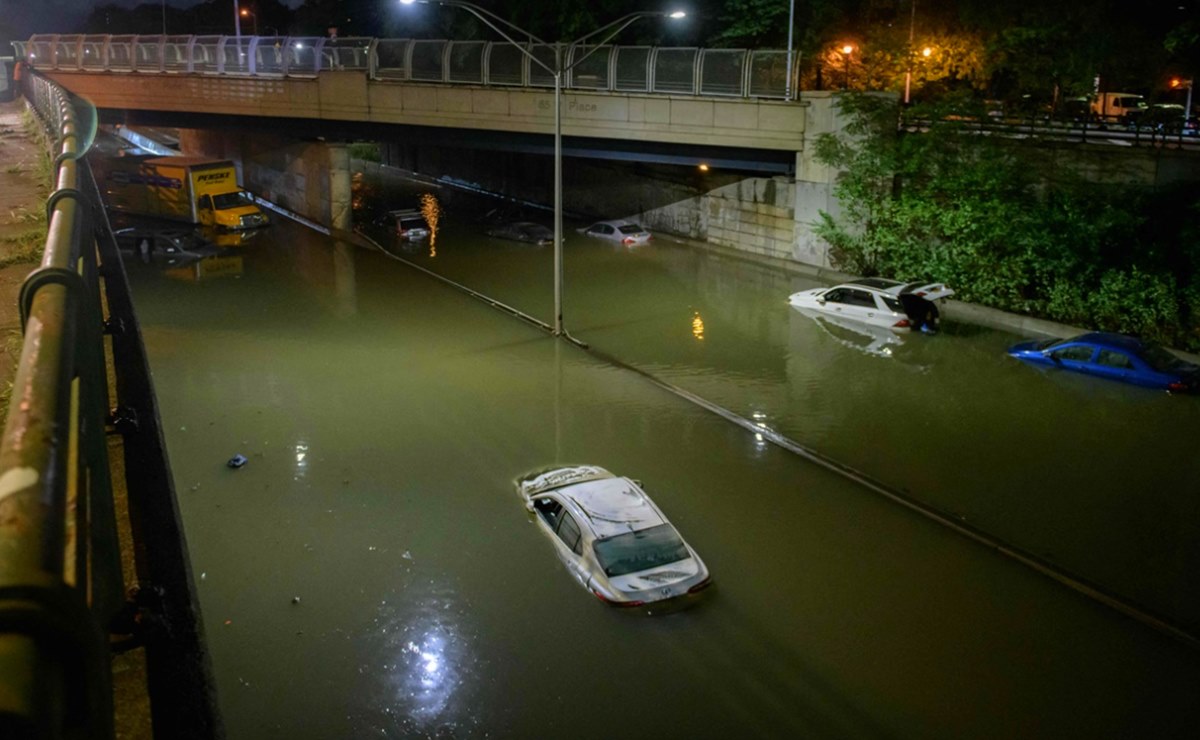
[788, 278, 954, 332]
[515, 465, 711, 607]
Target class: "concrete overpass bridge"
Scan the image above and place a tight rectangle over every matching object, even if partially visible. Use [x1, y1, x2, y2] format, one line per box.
[16, 34, 845, 266]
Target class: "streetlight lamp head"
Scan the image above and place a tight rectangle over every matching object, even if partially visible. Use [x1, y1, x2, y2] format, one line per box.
[922, 46, 932, 57]
[669, 11, 686, 19]
[842, 44, 854, 55]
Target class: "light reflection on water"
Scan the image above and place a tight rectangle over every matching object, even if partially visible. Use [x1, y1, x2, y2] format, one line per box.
[374, 592, 470, 736]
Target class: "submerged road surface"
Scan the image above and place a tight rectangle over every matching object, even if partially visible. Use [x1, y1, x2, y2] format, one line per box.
[124, 212, 1198, 739]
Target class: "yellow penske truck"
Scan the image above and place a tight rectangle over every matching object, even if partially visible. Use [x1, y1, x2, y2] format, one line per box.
[102, 156, 269, 230]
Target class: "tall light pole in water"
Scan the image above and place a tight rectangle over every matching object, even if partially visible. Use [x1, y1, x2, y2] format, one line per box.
[233, 0, 243, 38]
[399, 0, 685, 337]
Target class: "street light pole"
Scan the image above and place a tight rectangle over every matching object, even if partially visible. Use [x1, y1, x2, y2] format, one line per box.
[785, 0, 795, 101]
[233, 0, 242, 38]
[241, 8, 258, 36]
[400, 0, 683, 337]
[903, 0, 916, 104]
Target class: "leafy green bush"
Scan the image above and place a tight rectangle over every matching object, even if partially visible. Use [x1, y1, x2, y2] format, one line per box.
[815, 93, 1200, 352]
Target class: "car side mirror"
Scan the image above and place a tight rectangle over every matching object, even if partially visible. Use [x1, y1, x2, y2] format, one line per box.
[816, 298, 826, 306]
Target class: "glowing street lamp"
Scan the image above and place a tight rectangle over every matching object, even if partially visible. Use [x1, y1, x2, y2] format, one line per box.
[1170, 77, 1194, 125]
[240, 7, 258, 36]
[841, 44, 854, 90]
[399, 0, 685, 337]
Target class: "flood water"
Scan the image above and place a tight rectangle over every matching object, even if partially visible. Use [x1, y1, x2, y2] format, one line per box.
[123, 180, 1199, 739]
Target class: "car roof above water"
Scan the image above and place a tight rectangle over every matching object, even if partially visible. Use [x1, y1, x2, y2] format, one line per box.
[519, 465, 667, 538]
[847, 277, 903, 291]
[1068, 332, 1147, 353]
[562, 478, 666, 538]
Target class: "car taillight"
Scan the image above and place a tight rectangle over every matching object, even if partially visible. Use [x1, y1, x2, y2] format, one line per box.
[915, 291, 927, 297]
[893, 319, 911, 328]
[688, 577, 713, 594]
[623, 237, 636, 244]
[592, 590, 644, 607]
[1167, 381, 1189, 393]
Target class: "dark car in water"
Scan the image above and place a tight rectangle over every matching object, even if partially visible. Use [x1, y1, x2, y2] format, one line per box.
[486, 221, 554, 246]
[1007, 332, 1199, 393]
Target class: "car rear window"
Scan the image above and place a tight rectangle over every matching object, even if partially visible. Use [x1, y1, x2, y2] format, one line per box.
[617, 224, 645, 235]
[593, 524, 689, 577]
[882, 297, 904, 312]
[1142, 345, 1188, 372]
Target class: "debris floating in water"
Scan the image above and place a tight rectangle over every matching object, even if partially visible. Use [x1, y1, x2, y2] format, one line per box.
[227, 454, 248, 469]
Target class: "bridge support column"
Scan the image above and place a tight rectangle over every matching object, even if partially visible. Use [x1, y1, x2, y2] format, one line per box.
[327, 143, 352, 233]
[179, 130, 354, 231]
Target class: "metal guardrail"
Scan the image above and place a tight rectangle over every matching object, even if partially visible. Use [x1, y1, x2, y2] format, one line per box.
[14, 34, 799, 100]
[0, 65, 120, 740]
[0, 71, 223, 738]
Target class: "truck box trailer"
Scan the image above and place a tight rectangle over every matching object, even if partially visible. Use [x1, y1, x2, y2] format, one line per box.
[1090, 92, 1147, 124]
[101, 156, 269, 230]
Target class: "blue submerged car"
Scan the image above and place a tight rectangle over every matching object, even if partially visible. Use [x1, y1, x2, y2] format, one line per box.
[1007, 332, 1199, 393]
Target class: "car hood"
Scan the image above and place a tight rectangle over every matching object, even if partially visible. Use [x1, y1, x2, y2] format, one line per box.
[1007, 339, 1046, 357]
[788, 288, 826, 305]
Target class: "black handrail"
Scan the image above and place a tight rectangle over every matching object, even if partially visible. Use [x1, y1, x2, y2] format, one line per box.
[0, 70, 223, 739]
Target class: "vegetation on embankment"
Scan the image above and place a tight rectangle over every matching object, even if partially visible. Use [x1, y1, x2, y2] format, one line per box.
[814, 94, 1200, 352]
[0, 103, 54, 419]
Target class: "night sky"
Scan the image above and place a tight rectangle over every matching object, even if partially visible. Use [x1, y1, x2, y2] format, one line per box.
[0, 0, 306, 46]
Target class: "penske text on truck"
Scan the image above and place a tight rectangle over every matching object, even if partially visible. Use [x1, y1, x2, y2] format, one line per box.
[102, 156, 269, 230]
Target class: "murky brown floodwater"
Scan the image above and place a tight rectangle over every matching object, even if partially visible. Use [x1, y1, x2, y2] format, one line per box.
[123, 176, 1199, 739]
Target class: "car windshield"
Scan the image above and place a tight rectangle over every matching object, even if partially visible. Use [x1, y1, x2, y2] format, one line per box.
[1141, 345, 1188, 372]
[593, 524, 690, 577]
[211, 191, 255, 210]
[617, 224, 645, 235]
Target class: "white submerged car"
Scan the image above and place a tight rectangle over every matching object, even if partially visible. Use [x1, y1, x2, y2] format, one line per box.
[788, 278, 954, 332]
[515, 465, 711, 607]
[577, 219, 653, 246]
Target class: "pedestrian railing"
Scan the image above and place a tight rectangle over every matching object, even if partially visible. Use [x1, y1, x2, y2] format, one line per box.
[14, 35, 799, 100]
[1, 70, 222, 738]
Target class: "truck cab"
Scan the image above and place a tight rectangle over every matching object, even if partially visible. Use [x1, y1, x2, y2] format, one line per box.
[197, 190, 268, 230]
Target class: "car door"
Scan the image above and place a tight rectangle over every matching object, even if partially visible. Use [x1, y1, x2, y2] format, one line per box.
[550, 511, 589, 586]
[1047, 343, 1096, 374]
[1091, 348, 1137, 384]
[839, 288, 880, 325]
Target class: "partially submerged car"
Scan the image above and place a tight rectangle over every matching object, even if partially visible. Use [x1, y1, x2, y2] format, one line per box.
[388, 209, 431, 241]
[515, 465, 711, 607]
[788, 278, 954, 332]
[578, 219, 652, 246]
[486, 221, 554, 246]
[1007, 332, 1199, 393]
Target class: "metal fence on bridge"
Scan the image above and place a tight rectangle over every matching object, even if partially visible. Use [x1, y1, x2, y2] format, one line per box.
[15, 35, 799, 100]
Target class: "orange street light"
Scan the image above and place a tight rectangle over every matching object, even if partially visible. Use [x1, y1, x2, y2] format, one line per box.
[840, 44, 854, 90]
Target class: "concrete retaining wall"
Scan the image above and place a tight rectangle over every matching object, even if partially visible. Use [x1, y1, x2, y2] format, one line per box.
[639, 174, 837, 269]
